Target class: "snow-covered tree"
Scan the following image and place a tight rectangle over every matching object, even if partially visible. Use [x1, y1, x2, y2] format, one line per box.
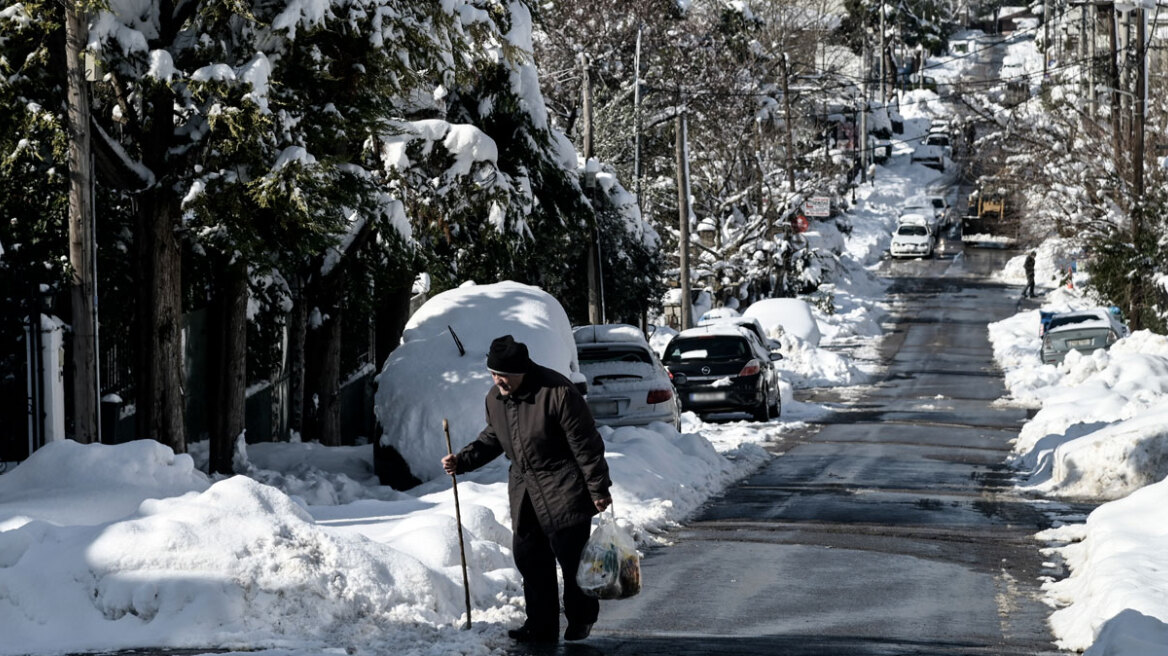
[3, 0, 646, 463]
[534, 0, 853, 314]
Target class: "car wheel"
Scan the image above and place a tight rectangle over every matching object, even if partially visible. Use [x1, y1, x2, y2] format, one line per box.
[769, 394, 781, 419]
[751, 388, 771, 422]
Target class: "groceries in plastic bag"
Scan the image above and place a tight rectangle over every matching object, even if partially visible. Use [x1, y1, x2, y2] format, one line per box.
[576, 511, 641, 599]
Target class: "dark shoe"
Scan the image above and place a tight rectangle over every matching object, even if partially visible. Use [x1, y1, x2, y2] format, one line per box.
[564, 623, 594, 641]
[508, 625, 558, 643]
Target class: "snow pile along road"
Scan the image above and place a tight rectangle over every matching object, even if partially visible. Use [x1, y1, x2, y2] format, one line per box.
[988, 252, 1168, 656]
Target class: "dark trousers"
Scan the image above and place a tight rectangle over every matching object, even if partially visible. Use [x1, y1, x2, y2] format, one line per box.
[513, 493, 597, 632]
[1024, 276, 1035, 298]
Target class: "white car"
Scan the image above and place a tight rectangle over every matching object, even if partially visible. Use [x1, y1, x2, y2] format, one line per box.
[924, 132, 953, 158]
[574, 324, 681, 430]
[890, 218, 935, 258]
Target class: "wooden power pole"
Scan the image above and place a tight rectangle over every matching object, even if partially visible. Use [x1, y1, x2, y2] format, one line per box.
[65, 1, 98, 443]
[581, 55, 601, 325]
[676, 112, 692, 331]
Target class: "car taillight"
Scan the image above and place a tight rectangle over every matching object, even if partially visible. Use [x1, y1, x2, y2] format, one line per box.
[738, 359, 761, 377]
[646, 388, 673, 404]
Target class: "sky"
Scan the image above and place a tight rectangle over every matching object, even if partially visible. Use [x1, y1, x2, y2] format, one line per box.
[4, 22, 1168, 656]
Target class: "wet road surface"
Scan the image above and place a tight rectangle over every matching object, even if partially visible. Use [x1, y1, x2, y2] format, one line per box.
[516, 247, 1076, 656]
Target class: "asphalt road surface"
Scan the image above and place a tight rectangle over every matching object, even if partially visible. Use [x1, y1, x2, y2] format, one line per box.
[517, 246, 1077, 656]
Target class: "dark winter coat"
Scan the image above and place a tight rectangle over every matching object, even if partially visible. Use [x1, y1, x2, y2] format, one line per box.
[455, 363, 611, 533]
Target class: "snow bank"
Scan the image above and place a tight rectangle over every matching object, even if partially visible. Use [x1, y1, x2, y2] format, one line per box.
[1041, 479, 1168, 653]
[989, 243, 1168, 655]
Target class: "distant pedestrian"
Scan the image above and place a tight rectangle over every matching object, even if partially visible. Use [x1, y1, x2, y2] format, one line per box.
[441, 335, 612, 644]
[1023, 251, 1036, 298]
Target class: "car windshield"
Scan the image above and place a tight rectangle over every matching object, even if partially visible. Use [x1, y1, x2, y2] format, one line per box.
[663, 336, 748, 362]
[578, 345, 652, 366]
[1048, 314, 1105, 330]
[932, 199, 945, 208]
[898, 225, 928, 236]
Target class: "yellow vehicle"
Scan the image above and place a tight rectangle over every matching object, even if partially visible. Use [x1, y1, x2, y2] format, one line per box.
[961, 190, 1009, 241]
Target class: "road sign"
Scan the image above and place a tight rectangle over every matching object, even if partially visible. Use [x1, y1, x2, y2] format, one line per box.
[803, 196, 831, 217]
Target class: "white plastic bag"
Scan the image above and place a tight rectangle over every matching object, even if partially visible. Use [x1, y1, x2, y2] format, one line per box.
[576, 510, 641, 599]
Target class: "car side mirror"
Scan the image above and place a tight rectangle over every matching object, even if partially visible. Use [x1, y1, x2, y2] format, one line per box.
[671, 372, 688, 386]
[770, 351, 784, 361]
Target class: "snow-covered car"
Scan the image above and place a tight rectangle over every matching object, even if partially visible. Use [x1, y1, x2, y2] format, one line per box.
[661, 324, 782, 421]
[907, 194, 952, 228]
[574, 324, 681, 430]
[697, 306, 741, 323]
[903, 196, 944, 231]
[889, 219, 935, 258]
[1040, 308, 1130, 365]
[742, 298, 821, 347]
[910, 143, 945, 169]
[373, 281, 583, 484]
[696, 314, 780, 350]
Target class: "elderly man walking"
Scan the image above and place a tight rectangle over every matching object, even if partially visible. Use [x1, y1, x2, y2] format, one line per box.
[442, 335, 612, 644]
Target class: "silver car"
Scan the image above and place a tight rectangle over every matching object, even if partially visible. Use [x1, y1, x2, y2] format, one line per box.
[574, 324, 682, 430]
[1040, 308, 1130, 365]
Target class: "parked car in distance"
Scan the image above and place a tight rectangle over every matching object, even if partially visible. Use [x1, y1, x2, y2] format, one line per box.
[924, 132, 953, 158]
[1040, 308, 1130, 365]
[661, 324, 782, 421]
[890, 217, 935, 258]
[903, 196, 944, 231]
[574, 324, 682, 430]
[924, 194, 952, 227]
[697, 306, 741, 323]
[910, 143, 945, 169]
[697, 314, 780, 351]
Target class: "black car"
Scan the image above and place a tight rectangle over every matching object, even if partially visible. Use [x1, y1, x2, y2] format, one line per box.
[660, 325, 782, 421]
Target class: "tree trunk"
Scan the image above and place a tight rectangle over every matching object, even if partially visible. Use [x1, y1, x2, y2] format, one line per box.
[287, 274, 308, 441]
[317, 272, 344, 447]
[134, 190, 185, 452]
[374, 283, 413, 369]
[208, 258, 248, 474]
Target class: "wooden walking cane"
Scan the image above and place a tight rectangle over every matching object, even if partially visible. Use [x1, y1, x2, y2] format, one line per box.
[443, 419, 472, 630]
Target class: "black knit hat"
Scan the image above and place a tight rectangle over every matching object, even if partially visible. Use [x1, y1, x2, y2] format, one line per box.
[487, 335, 532, 374]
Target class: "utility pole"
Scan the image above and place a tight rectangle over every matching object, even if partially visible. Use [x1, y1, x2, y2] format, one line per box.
[1044, 0, 1051, 78]
[676, 111, 692, 331]
[633, 24, 644, 215]
[781, 54, 796, 193]
[879, 4, 886, 99]
[581, 55, 601, 325]
[1133, 6, 1145, 208]
[1109, 3, 1122, 167]
[860, 42, 869, 183]
[65, 1, 98, 444]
